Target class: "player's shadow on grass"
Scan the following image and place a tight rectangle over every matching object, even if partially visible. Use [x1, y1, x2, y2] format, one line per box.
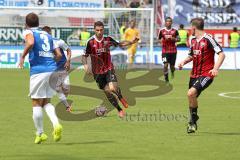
[101, 156, 140, 160]
[1, 154, 80, 160]
[45, 140, 115, 145]
[200, 131, 240, 136]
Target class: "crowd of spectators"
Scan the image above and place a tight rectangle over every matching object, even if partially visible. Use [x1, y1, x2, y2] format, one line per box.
[105, 0, 153, 8]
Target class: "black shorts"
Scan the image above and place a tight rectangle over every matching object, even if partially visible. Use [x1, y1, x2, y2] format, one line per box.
[189, 76, 213, 97]
[177, 43, 187, 47]
[162, 53, 177, 66]
[94, 69, 118, 90]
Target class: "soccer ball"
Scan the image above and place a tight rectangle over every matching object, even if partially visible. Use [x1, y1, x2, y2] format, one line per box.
[95, 105, 107, 117]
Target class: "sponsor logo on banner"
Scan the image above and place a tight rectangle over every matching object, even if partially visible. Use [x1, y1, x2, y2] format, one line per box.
[0, 47, 239, 69]
[161, 0, 240, 26]
[0, 0, 104, 18]
[0, 27, 23, 45]
[0, 50, 24, 68]
[0, 0, 103, 7]
[0, 0, 46, 7]
[0, 27, 109, 46]
[204, 29, 231, 47]
[48, 0, 102, 8]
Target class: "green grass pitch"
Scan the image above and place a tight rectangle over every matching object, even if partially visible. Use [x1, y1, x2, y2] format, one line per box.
[0, 69, 239, 160]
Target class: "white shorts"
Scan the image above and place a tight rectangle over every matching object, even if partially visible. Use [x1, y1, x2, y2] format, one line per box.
[55, 70, 70, 93]
[29, 72, 56, 99]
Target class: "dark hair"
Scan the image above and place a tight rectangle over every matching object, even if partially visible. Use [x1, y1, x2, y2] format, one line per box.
[26, 12, 39, 27]
[130, 19, 136, 23]
[191, 18, 204, 30]
[179, 24, 184, 29]
[94, 21, 104, 28]
[233, 27, 237, 32]
[165, 17, 172, 21]
[42, 26, 51, 34]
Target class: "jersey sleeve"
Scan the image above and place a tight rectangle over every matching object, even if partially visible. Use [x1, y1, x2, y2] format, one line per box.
[58, 39, 69, 51]
[188, 38, 194, 57]
[84, 39, 91, 56]
[207, 35, 223, 54]
[22, 29, 33, 39]
[53, 39, 59, 50]
[158, 29, 162, 40]
[175, 30, 179, 37]
[109, 36, 119, 47]
[136, 29, 140, 38]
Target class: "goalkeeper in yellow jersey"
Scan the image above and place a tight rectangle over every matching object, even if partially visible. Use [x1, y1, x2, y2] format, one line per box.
[124, 20, 140, 63]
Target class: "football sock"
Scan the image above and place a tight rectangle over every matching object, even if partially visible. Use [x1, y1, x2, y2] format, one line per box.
[107, 94, 122, 112]
[112, 87, 123, 100]
[164, 72, 169, 82]
[170, 66, 175, 74]
[171, 70, 175, 77]
[43, 103, 59, 128]
[58, 92, 70, 108]
[189, 107, 198, 123]
[32, 106, 43, 136]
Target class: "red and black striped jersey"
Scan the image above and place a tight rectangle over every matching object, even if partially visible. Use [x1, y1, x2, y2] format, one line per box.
[158, 27, 179, 54]
[188, 33, 223, 78]
[84, 35, 119, 74]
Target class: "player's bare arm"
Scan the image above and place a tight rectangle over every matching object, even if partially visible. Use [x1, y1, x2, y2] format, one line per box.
[19, 33, 34, 68]
[209, 52, 225, 77]
[178, 55, 193, 70]
[119, 37, 139, 47]
[158, 31, 163, 45]
[64, 48, 72, 71]
[53, 47, 62, 62]
[172, 36, 180, 42]
[82, 55, 92, 75]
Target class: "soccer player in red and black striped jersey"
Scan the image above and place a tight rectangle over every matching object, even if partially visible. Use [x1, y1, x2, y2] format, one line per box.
[178, 18, 225, 133]
[82, 21, 139, 118]
[158, 17, 180, 83]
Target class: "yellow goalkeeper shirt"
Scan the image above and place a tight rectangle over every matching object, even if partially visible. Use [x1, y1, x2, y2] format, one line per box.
[124, 27, 140, 48]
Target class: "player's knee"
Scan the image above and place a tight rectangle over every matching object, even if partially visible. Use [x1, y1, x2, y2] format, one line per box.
[187, 90, 197, 98]
[104, 88, 111, 94]
[109, 86, 117, 93]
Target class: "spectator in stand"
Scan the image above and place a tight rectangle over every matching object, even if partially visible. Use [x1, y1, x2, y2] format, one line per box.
[177, 24, 189, 47]
[229, 27, 240, 48]
[129, 0, 140, 8]
[80, 28, 91, 46]
[128, 0, 140, 19]
[114, 0, 127, 7]
[140, 0, 152, 8]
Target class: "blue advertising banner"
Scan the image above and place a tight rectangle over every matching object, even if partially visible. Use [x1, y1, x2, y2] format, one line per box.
[161, 0, 240, 26]
[0, 0, 103, 8]
[0, 0, 105, 18]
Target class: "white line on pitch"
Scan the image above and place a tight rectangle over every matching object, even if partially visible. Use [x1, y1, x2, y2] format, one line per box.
[218, 92, 240, 99]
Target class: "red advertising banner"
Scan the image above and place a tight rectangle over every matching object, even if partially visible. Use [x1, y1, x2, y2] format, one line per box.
[156, 28, 232, 48]
[205, 29, 232, 48]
